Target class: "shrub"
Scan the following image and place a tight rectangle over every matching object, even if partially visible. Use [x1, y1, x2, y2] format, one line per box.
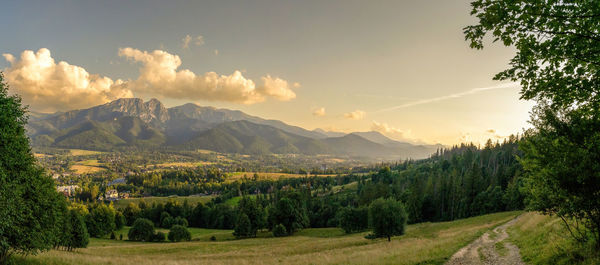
[233, 213, 252, 238]
[110, 231, 116, 240]
[273, 223, 287, 237]
[168, 225, 192, 242]
[210, 236, 217, 241]
[128, 218, 155, 242]
[337, 206, 369, 233]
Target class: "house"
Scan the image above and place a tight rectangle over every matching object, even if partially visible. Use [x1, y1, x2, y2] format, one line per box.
[57, 185, 79, 197]
[105, 189, 119, 201]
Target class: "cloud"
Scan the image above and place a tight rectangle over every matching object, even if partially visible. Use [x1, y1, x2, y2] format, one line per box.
[375, 82, 519, 112]
[182, 35, 204, 49]
[371, 120, 409, 139]
[2, 48, 133, 112]
[182, 35, 192, 49]
[119, 47, 296, 104]
[312, 107, 326, 116]
[195, 36, 204, 46]
[344, 110, 366, 120]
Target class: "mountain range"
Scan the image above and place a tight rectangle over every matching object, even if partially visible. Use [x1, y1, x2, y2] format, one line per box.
[27, 98, 441, 159]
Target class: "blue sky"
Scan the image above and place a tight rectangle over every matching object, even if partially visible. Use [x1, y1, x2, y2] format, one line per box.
[0, 0, 534, 145]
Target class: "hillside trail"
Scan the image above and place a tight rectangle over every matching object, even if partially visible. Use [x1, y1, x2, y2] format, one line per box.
[445, 215, 525, 265]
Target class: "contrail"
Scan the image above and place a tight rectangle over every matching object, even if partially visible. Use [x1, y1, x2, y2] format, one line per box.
[373, 82, 519, 113]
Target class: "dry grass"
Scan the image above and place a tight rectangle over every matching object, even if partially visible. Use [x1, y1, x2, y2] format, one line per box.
[68, 149, 104, 156]
[71, 165, 106, 174]
[18, 211, 520, 265]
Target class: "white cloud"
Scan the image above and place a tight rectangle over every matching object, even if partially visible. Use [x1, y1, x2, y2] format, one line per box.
[195, 36, 204, 46]
[182, 35, 192, 49]
[182, 35, 205, 49]
[344, 110, 365, 120]
[312, 107, 326, 117]
[2, 48, 133, 112]
[371, 120, 409, 140]
[119, 47, 296, 104]
[2, 48, 298, 111]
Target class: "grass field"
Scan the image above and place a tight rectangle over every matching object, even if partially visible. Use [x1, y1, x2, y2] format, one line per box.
[68, 149, 104, 156]
[226, 172, 338, 182]
[16, 211, 521, 265]
[508, 212, 600, 265]
[152, 162, 214, 168]
[113, 196, 215, 209]
[70, 164, 106, 174]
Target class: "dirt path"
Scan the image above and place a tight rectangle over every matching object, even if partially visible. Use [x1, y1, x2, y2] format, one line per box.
[446, 215, 525, 265]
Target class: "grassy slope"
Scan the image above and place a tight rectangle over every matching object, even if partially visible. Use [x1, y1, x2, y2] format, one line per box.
[508, 212, 600, 265]
[17, 211, 520, 265]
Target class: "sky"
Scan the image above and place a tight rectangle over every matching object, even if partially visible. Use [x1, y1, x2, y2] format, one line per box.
[0, 0, 535, 145]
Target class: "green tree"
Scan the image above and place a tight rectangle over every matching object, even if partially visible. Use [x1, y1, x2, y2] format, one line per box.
[115, 211, 126, 230]
[85, 204, 116, 238]
[65, 209, 89, 250]
[153, 231, 166, 242]
[521, 106, 600, 246]
[233, 213, 252, 238]
[123, 203, 141, 226]
[236, 196, 265, 237]
[268, 196, 309, 236]
[368, 198, 407, 241]
[168, 225, 191, 242]
[0, 73, 65, 263]
[337, 206, 369, 234]
[128, 218, 155, 242]
[465, 0, 600, 247]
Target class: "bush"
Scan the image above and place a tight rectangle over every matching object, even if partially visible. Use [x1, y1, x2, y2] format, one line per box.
[110, 231, 116, 240]
[115, 211, 126, 230]
[168, 225, 192, 242]
[85, 203, 116, 238]
[128, 218, 155, 242]
[153, 231, 166, 242]
[119, 234, 123, 240]
[210, 236, 217, 241]
[174, 216, 188, 227]
[273, 223, 287, 237]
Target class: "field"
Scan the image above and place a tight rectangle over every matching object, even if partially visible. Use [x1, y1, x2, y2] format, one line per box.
[68, 149, 104, 156]
[17, 211, 521, 265]
[152, 161, 214, 168]
[70, 165, 106, 174]
[507, 212, 600, 265]
[113, 196, 215, 209]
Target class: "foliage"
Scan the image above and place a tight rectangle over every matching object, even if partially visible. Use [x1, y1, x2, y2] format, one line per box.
[234, 196, 265, 237]
[128, 218, 155, 242]
[268, 192, 309, 235]
[58, 209, 89, 251]
[520, 106, 600, 246]
[465, 0, 600, 248]
[233, 214, 252, 238]
[0, 73, 66, 263]
[368, 198, 407, 241]
[114, 212, 126, 230]
[272, 224, 287, 237]
[153, 231, 166, 242]
[85, 204, 116, 238]
[337, 206, 369, 234]
[465, 0, 600, 111]
[168, 225, 191, 242]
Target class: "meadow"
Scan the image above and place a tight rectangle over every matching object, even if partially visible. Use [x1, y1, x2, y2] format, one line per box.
[17, 211, 521, 265]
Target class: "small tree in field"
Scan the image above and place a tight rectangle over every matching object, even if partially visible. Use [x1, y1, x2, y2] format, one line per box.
[128, 218, 155, 242]
[272, 224, 287, 237]
[368, 198, 407, 241]
[168, 225, 191, 242]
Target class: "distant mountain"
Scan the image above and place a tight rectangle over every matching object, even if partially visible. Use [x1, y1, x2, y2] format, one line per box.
[312, 128, 346, 138]
[27, 98, 439, 159]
